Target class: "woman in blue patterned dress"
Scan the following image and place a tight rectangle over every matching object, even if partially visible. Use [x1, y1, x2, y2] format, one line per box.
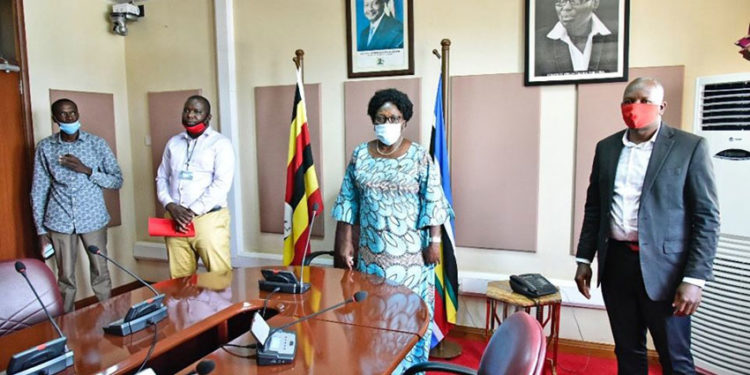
[332, 89, 454, 373]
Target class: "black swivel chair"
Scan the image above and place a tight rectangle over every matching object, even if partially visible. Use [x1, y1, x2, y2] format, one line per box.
[303, 251, 335, 266]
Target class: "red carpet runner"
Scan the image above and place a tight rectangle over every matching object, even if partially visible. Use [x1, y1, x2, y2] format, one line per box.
[428, 336, 664, 374]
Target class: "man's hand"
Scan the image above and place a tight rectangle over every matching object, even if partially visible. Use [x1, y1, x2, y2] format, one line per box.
[38, 234, 51, 255]
[422, 243, 441, 265]
[673, 282, 703, 316]
[574, 263, 592, 299]
[59, 154, 92, 176]
[166, 203, 195, 232]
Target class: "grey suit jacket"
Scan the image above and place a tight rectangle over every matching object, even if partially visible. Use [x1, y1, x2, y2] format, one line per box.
[577, 124, 720, 301]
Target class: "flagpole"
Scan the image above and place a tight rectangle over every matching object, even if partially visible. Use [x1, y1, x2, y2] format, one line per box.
[293, 49, 304, 82]
[441, 39, 451, 161]
[429, 38, 462, 360]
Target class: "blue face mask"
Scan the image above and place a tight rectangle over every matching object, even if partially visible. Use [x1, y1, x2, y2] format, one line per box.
[59, 120, 81, 135]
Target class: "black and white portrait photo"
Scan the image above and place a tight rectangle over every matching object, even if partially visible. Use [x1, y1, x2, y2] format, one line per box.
[525, 0, 629, 85]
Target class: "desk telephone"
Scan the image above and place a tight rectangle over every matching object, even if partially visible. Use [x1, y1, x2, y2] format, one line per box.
[259, 269, 311, 294]
[509, 273, 558, 298]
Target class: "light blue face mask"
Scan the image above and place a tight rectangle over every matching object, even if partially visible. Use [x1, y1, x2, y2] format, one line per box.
[59, 120, 81, 135]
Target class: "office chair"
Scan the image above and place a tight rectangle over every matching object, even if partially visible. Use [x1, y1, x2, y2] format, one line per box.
[0, 258, 64, 337]
[304, 251, 335, 266]
[304, 226, 360, 267]
[403, 311, 547, 375]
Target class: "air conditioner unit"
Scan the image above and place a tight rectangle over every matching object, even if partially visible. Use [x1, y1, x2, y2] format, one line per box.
[692, 73, 750, 375]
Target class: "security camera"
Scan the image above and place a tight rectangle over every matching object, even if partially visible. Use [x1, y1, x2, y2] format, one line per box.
[109, 2, 144, 36]
[110, 13, 129, 36]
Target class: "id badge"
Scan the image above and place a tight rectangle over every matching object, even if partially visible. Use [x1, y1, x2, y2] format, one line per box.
[179, 170, 194, 180]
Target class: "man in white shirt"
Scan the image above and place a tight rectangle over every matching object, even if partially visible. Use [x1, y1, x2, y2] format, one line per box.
[575, 78, 719, 374]
[535, 0, 618, 75]
[156, 95, 235, 278]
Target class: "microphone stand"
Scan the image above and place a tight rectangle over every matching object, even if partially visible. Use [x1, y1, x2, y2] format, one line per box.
[87, 246, 168, 336]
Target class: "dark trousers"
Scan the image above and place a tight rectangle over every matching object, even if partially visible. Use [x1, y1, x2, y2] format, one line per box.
[601, 241, 695, 375]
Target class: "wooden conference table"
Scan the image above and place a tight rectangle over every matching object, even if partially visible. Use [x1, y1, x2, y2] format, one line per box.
[0, 266, 429, 374]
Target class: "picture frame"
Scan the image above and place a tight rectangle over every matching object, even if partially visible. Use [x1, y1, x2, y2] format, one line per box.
[524, 0, 629, 86]
[346, 0, 414, 79]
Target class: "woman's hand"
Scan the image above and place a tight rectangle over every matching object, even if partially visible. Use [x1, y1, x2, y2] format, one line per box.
[334, 222, 355, 270]
[422, 243, 441, 265]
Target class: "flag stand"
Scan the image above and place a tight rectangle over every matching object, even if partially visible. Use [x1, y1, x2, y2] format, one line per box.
[293, 49, 304, 81]
[429, 38, 463, 360]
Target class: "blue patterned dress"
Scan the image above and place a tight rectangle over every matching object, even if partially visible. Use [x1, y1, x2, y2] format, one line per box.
[332, 142, 454, 374]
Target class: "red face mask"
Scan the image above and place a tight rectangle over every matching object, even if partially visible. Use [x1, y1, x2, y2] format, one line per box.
[183, 122, 207, 137]
[621, 103, 660, 129]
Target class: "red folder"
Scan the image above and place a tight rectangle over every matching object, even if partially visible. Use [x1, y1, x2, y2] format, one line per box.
[148, 217, 195, 237]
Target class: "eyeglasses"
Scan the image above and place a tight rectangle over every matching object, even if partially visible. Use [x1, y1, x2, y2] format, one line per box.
[554, 0, 590, 6]
[373, 115, 403, 124]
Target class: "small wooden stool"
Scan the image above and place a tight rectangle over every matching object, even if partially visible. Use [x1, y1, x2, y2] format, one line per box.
[485, 280, 561, 374]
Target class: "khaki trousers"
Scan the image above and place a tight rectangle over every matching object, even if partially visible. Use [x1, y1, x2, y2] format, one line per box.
[166, 208, 232, 278]
[49, 228, 112, 313]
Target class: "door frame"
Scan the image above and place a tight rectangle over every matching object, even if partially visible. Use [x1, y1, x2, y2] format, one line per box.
[13, 0, 34, 157]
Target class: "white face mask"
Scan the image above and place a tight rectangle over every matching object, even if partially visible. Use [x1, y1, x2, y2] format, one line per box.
[374, 123, 402, 146]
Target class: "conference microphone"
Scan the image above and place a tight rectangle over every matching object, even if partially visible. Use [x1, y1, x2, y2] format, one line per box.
[7, 261, 74, 375]
[269, 290, 367, 335]
[87, 246, 168, 336]
[15, 261, 65, 338]
[252, 291, 367, 365]
[186, 359, 215, 375]
[88, 246, 159, 296]
[261, 286, 281, 318]
[298, 202, 320, 274]
[258, 203, 320, 295]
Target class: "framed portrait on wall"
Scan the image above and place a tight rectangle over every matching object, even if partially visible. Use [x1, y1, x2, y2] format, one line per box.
[346, 0, 414, 79]
[525, 0, 629, 86]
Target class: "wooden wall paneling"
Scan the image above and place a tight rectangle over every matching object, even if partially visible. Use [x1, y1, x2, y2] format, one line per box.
[0, 71, 35, 260]
[50, 90, 122, 227]
[451, 73, 541, 252]
[254, 84, 324, 236]
[571, 66, 685, 253]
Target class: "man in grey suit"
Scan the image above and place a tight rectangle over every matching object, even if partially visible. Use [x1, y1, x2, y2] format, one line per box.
[357, 0, 403, 51]
[575, 77, 719, 374]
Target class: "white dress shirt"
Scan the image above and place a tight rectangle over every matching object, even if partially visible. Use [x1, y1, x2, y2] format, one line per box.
[546, 13, 611, 71]
[367, 12, 385, 46]
[577, 126, 705, 288]
[156, 127, 235, 216]
[609, 127, 659, 242]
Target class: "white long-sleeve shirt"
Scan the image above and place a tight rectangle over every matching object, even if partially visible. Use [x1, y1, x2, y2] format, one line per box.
[156, 127, 235, 215]
[577, 126, 704, 287]
[546, 13, 612, 71]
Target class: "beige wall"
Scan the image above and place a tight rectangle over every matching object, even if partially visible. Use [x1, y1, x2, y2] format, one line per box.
[233, 0, 750, 271]
[22, 0, 750, 343]
[21, 0, 166, 297]
[123, 0, 218, 243]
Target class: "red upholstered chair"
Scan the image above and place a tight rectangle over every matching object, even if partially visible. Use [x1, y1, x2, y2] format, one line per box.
[0, 258, 63, 337]
[403, 311, 547, 375]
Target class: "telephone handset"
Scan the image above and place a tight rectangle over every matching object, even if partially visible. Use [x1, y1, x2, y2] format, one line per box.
[259, 268, 310, 294]
[509, 273, 558, 298]
[261, 269, 299, 284]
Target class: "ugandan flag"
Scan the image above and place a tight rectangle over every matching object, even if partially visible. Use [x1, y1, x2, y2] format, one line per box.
[283, 68, 323, 265]
[429, 75, 459, 347]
